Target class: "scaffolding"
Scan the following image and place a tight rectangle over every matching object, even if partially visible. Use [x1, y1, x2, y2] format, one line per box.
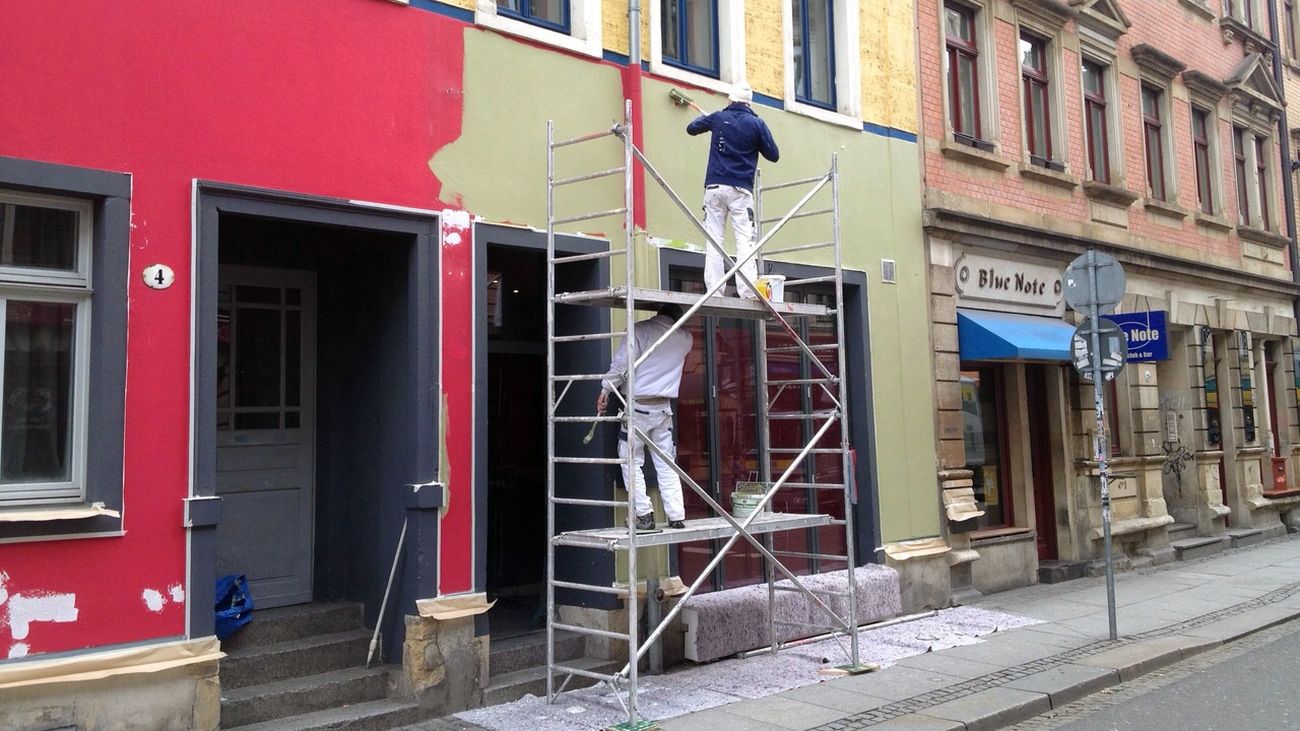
[545, 100, 865, 731]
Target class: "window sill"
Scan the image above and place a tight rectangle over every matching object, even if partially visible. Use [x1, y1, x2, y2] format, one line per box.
[474, 5, 601, 60]
[0, 502, 120, 523]
[1082, 180, 1139, 207]
[783, 97, 864, 131]
[1018, 162, 1078, 190]
[1236, 224, 1290, 249]
[648, 58, 737, 98]
[1195, 211, 1233, 231]
[1143, 197, 1188, 220]
[940, 137, 1009, 171]
[1178, 0, 1213, 20]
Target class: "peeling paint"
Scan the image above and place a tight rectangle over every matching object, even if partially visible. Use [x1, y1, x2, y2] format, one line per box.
[441, 208, 472, 230]
[445, 231, 462, 246]
[142, 588, 166, 613]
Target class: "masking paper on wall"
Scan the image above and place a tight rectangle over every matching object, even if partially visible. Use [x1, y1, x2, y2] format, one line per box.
[417, 592, 495, 620]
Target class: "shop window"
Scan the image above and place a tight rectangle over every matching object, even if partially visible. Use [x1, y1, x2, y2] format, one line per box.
[960, 366, 1011, 529]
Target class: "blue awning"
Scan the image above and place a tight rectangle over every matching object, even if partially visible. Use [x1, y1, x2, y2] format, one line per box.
[957, 309, 1074, 362]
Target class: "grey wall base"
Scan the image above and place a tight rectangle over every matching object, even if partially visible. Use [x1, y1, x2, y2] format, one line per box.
[402, 614, 488, 715]
[888, 553, 954, 612]
[971, 536, 1038, 595]
[0, 659, 220, 731]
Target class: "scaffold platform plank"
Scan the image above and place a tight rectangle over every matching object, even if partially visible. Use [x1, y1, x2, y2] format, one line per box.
[553, 513, 833, 550]
[553, 287, 830, 321]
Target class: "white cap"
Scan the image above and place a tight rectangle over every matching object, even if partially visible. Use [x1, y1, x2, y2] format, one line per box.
[728, 83, 753, 104]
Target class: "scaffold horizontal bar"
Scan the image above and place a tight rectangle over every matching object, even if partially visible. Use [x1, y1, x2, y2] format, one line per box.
[768, 410, 838, 420]
[553, 286, 830, 320]
[771, 549, 853, 562]
[552, 415, 622, 423]
[553, 622, 631, 641]
[773, 585, 849, 597]
[552, 129, 615, 148]
[766, 343, 840, 353]
[763, 241, 835, 256]
[784, 275, 837, 287]
[551, 497, 625, 507]
[552, 249, 624, 265]
[768, 448, 843, 454]
[550, 373, 609, 383]
[552, 580, 627, 596]
[761, 173, 830, 192]
[553, 166, 626, 186]
[552, 457, 626, 464]
[777, 482, 848, 490]
[767, 378, 839, 386]
[552, 207, 627, 225]
[553, 512, 834, 550]
[553, 331, 623, 343]
[552, 663, 619, 683]
[761, 207, 833, 225]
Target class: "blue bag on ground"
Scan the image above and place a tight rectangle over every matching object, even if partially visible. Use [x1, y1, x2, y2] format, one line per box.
[214, 574, 254, 640]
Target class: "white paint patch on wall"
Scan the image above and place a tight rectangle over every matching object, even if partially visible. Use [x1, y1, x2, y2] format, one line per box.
[169, 584, 186, 604]
[444, 231, 462, 246]
[142, 588, 166, 613]
[7, 642, 28, 658]
[5, 592, 78, 640]
[441, 208, 471, 231]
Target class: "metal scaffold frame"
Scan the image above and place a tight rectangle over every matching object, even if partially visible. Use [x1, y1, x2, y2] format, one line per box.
[545, 100, 864, 731]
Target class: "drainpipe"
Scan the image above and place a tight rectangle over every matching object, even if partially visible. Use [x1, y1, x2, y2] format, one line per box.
[629, 0, 641, 66]
[1267, 0, 1300, 325]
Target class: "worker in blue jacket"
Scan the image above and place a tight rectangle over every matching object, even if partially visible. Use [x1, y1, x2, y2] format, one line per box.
[686, 83, 780, 299]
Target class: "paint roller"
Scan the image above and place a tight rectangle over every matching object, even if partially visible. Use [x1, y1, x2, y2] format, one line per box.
[669, 88, 705, 114]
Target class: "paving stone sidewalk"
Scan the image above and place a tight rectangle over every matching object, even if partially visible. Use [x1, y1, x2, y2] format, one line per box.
[416, 534, 1300, 731]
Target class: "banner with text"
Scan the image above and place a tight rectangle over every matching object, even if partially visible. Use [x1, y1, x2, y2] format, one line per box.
[1102, 310, 1169, 362]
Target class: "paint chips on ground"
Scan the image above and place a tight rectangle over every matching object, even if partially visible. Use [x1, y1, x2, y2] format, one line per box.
[454, 606, 1040, 731]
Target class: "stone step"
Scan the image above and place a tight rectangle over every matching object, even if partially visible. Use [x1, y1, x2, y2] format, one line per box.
[221, 666, 392, 728]
[1037, 560, 1088, 585]
[229, 698, 424, 731]
[221, 629, 371, 690]
[1172, 535, 1228, 561]
[1167, 522, 1197, 540]
[490, 630, 584, 678]
[1226, 528, 1266, 549]
[483, 657, 622, 707]
[222, 602, 364, 652]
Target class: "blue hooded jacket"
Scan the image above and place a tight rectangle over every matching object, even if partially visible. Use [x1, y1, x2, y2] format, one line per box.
[687, 103, 780, 191]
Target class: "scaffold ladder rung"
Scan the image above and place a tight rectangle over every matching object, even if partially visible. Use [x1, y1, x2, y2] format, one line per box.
[768, 410, 838, 420]
[552, 415, 622, 423]
[768, 378, 839, 386]
[769, 447, 843, 454]
[552, 249, 625, 265]
[771, 549, 854, 562]
[553, 580, 628, 596]
[551, 497, 625, 507]
[764, 241, 835, 256]
[551, 373, 613, 383]
[553, 331, 624, 343]
[553, 663, 620, 682]
[552, 129, 615, 148]
[767, 343, 840, 353]
[553, 166, 627, 186]
[553, 622, 632, 641]
[761, 207, 833, 225]
[553, 207, 628, 225]
[784, 275, 838, 287]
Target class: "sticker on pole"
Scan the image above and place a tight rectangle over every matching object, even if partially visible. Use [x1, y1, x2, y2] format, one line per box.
[1072, 317, 1127, 382]
[1063, 251, 1125, 315]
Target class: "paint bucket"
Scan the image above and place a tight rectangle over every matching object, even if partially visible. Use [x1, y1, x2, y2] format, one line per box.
[731, 482, 770, 519]
[756, 275, 786, 303]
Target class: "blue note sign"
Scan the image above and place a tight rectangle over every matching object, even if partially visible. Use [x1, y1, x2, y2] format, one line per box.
[1103, 311, 1168, 361]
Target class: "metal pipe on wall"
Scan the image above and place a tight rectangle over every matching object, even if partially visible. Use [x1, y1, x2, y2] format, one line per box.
[629, 0, 641, 66]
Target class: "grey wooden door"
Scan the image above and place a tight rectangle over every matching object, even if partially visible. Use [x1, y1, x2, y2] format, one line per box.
[214, 267, 317, 609]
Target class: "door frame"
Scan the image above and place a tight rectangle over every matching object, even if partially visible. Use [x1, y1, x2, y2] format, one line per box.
[192, 182, 440, 640]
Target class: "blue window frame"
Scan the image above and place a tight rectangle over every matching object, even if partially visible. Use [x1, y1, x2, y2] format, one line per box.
[662, 0, 720, 77]
[497, 0, 570, 33]
[793, 0, 836, 109]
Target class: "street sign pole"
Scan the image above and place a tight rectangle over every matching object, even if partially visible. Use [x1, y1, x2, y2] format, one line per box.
[1084, 250, 1119, 642]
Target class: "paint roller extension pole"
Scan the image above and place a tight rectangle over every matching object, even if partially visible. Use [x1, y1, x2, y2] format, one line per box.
[367, 514, 409, 668]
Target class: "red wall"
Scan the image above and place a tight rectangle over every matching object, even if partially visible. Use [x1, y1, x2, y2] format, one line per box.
[0, 1, 469, 657]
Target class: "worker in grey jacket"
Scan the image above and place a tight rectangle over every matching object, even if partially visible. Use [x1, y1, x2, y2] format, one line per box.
[686, 83, 780, 299]
[596, 303, 693, 530]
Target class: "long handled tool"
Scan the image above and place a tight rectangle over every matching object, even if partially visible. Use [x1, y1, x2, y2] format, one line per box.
[366, 514, 408, 668]
[669, 88, 705, 115]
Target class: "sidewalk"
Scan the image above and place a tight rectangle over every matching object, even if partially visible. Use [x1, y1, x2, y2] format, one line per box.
[427, 534, 1300, 731]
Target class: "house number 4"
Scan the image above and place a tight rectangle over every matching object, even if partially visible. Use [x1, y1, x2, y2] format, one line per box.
[143, 264, 175, 290]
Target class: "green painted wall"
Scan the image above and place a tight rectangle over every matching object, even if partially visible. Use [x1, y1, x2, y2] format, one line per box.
[431, 28, 940, 547]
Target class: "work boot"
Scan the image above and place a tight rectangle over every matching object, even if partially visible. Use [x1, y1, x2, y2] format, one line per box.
[635, 513, 655, 531]
[668, 520, 686, 529]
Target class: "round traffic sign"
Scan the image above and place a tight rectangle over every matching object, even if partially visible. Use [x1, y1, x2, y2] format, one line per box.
[1072, 317, 1127, 382]
[1064, 251, 1125, 315]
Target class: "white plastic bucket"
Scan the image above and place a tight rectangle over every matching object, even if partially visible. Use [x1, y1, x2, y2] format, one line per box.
[756, 274, 786, 303]
[731, 482, 770, 519]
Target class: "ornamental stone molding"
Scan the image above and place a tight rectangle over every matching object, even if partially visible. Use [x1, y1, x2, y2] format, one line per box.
[1131, 44, 1187, 82]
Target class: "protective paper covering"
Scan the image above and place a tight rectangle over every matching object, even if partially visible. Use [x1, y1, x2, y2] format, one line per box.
[416, 592, 495, 620]
[0, 502, 120, 522]
[942, 486, 985, 522]
[882, 537, 951, 561]
[0, 637, 222, 690]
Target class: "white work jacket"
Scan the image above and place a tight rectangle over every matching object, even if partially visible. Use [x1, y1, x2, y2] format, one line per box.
[601, 315, 693, 399]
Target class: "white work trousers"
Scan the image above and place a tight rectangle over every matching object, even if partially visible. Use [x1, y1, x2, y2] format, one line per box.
[702, 185, 758, 298]
[619, 406, 686, 521]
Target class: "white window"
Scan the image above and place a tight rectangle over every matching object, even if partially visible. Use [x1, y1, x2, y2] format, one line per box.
[783, 0, 862, 125]
[650, 0, 744, 94]
[0, 190, 92, 505]
[476, 0, 602, 58]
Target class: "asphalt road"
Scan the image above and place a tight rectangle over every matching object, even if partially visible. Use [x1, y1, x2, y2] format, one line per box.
[1013, 619, 1300, 731]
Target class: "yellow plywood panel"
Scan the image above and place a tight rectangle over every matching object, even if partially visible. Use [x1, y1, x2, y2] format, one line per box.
[440, 0, 476, 11]
[745, 2, 785, 98]
[860, 0, 918, 133]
